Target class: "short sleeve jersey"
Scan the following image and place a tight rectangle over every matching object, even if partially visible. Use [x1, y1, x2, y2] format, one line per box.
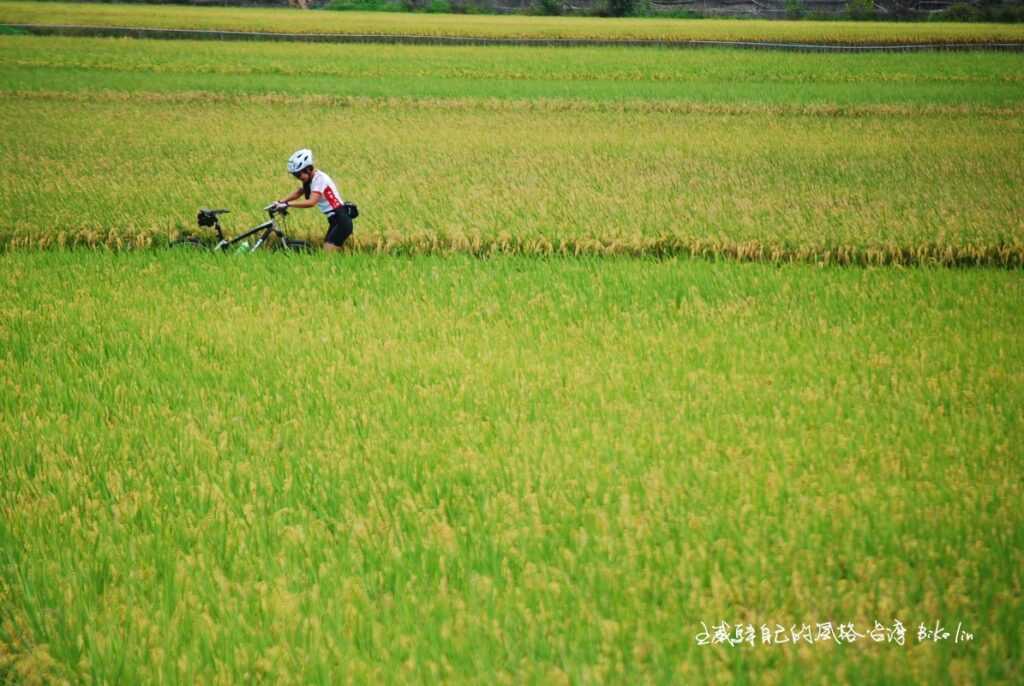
[309, 170, 343, 215]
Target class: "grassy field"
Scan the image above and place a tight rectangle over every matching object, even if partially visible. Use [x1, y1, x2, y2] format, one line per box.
[2, 251, 1022, 683]
[1, 35, 1022, 263]
[3, 1, 1024, 45]
[4, 36, 1024, 106]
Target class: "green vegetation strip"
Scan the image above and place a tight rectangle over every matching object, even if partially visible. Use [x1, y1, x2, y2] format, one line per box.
[1, 1, 1024, 45]
[2, 251, 1022, 683]
[4, 36, 1023, 108]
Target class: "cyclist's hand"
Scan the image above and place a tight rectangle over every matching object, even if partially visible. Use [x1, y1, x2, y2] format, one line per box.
[272, 201, 289, 212]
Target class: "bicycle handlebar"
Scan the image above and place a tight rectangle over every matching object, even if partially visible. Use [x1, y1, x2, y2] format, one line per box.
[263, 203, 288, 217]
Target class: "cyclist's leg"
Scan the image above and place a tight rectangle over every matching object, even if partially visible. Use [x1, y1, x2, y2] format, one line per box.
[324, 210, 353, 252]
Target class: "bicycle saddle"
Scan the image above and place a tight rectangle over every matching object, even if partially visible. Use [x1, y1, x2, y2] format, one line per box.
[197, 208, 230, 227]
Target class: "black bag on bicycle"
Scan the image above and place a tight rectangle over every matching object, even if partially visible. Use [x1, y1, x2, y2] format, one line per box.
[343, 202, 359, 220]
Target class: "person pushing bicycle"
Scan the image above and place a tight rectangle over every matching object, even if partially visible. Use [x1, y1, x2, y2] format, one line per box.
[272, 149, 353, 252]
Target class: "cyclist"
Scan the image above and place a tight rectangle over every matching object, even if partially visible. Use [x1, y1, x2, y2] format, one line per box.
[273, 149, 352, 252]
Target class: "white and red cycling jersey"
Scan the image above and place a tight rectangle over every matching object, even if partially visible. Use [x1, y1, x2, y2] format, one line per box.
[309, 170, 344, 215]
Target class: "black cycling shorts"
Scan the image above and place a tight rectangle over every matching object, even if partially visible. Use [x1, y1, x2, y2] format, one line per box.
[325, 209, 353, 247]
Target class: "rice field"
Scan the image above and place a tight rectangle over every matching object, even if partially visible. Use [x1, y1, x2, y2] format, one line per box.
[2, 251, 1022, 683]
[4, 35, 1024, 106]
[0, 35, 1022, 263]
[1, 5, 1023, 684]
[3, 0, 1024, 45]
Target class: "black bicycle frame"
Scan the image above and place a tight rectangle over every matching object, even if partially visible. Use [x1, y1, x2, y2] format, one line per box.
[210, 218, 283, 251]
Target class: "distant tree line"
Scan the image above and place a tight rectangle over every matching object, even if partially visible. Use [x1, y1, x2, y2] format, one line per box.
[68, 0, 1024, 21]
[322, 0, 1024, 21]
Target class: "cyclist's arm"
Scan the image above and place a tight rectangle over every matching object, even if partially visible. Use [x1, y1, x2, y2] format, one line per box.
[283, 191, 322, 209]
[279, 187, 306, 203]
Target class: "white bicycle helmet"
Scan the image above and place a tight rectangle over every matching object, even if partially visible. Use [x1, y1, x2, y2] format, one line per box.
[287, 148, 314, 174]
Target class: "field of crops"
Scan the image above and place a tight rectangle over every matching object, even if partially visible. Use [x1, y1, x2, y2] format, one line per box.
[1, 35, 1022, 264]
[1, 3, 1023, 684]
[5, 35, 1023, 106]
[3, 252, 1022, 683]
[3, 0, 1024, 45]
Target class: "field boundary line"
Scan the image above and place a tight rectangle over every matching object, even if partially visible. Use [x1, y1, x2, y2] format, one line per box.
[4, 23, 1024, 52]
[3, 232, 1022, 268]
[6, 90, 1024, 119]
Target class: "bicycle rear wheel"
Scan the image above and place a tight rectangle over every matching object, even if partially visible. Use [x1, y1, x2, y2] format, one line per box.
[280, 237, 314, 253]
[170, 235, 207, 249]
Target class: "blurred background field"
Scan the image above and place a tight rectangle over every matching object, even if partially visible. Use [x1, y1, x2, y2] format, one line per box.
[4, 36, 1023, 105]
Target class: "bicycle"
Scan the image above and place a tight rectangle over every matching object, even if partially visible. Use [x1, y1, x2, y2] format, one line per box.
[172, 204, 313, 252]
